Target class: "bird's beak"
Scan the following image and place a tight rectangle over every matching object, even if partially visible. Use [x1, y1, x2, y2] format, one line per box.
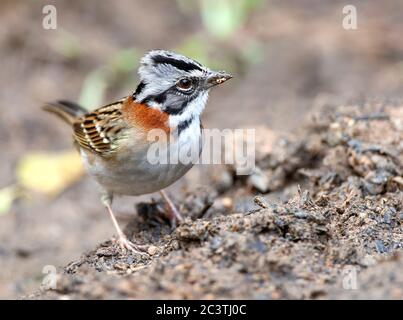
[205, 71, 233, 89]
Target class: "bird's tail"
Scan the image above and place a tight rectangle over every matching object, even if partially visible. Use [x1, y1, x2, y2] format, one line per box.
[42, 100, 87, 125]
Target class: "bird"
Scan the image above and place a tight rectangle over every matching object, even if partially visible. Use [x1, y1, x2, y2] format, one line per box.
[43, 50, 232, 254]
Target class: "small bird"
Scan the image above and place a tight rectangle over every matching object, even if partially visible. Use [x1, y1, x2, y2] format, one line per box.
[43, 50, 232, 253]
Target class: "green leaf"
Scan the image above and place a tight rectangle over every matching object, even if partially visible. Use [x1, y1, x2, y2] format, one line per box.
[200, 0, 263, 39]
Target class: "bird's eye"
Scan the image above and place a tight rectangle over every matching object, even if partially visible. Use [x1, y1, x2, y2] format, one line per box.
[177, 78, 193, 91]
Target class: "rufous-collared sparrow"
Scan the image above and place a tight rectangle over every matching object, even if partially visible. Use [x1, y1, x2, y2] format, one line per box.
[43, 50, 232, 253]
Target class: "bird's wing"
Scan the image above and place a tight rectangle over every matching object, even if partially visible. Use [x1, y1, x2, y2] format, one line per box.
[73, 98, 129, 157]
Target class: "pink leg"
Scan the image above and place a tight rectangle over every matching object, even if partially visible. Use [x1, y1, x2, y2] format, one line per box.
[159, 190, 183, 228]
[102, 194, 148, 254]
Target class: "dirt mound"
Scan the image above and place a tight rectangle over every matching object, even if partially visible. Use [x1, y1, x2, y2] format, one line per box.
[26, 102, 402, 299]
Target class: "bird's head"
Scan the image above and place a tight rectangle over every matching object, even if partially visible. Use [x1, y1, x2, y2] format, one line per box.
[133, 50, 232, 127]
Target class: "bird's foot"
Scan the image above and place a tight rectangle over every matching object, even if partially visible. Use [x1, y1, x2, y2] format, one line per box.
[103, 194, 149, 256]
[115, 234, 149, 255]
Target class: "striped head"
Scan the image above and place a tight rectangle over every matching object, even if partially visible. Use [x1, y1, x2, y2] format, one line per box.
[133, 50, 232, 128]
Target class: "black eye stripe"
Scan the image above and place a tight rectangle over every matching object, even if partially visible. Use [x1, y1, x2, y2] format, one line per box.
[152, 55, 203, 72]
[139, 81, 195, 106]
[140, 91, 167, 105]
[164, 98, 191, 115]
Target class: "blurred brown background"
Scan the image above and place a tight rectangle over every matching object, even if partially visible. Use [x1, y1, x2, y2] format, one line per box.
[1, 0, 403, 299]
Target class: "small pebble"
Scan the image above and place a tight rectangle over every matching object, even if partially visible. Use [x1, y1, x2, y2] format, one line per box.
[147, 245, 158, 256]
[383, 212, 391, 224]
[171, 240, 180, 250]
[114, 262, 128, 270]
[374, 240, 387, 254]
[253, 196, 269, 209]
[221, 197, 233, 209]
[359, 211, 368, 220]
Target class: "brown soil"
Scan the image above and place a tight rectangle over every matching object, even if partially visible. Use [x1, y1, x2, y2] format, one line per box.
[26, 102, 403, 299]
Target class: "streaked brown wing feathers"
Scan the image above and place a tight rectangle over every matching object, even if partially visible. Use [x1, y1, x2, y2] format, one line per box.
[72, 98, 128, 156]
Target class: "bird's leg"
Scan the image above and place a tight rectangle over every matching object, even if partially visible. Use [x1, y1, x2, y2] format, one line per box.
[101, 193, 148, 254]
[159, 190, 183, 228]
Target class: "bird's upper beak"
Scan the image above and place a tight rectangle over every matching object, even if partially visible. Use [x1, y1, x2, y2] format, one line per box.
[205, 71, 233, 89]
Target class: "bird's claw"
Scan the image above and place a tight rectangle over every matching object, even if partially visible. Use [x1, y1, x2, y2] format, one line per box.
[116, 235, 149, 256]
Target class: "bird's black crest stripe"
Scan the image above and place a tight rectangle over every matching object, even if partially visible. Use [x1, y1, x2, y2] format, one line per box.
[133, 81, 146, 98]
[152, 55, 203, 72]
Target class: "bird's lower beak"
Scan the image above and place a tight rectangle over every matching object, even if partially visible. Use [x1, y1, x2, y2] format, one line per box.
[206, 71, 233, 89]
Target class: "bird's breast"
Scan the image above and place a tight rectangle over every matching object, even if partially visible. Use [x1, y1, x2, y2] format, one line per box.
[80, 119, 202, 196]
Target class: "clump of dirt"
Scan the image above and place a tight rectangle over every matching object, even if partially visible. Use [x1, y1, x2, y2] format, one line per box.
[26, 102, 402, 299]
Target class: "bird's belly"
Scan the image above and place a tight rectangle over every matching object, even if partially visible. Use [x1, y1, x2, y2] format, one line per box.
[120, 161, 193, 195]
[81, 138, 199, 196]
